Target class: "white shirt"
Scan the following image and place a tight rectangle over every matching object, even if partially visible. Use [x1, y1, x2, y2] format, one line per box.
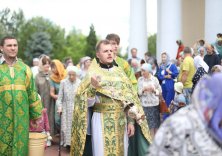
[138, 75, 162, 107]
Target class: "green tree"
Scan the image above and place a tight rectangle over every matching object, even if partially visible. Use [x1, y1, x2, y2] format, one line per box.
[0, 8, 95, 65]
[148, 33, 157, 56]
[0, 8, 25, 37]
[85, 24, 97, 58]
[25, 32, 52, 64]
[61, 28, 87, 64]
[18, 17, 66, 61]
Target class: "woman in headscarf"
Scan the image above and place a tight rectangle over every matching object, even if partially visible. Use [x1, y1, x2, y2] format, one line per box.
[138, 63, 162, 138]
[148, 58, 160, 84]
[79, 56, 91, 79]
[131, 58, 141, 80]
[149, 73, 222, 155]
[50, 59, 67, 135]
[34, 55, 54, 145]
[57, 66, 81, 147]
[192, 55, 209, 93]
[158, 52, 179, 120]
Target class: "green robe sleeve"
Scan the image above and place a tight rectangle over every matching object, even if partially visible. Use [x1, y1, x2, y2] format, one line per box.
[116, 57, 138, 91]
[25, 65, 43, 120]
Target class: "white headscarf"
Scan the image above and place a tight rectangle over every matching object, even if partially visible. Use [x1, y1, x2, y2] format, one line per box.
[66, 66, 80, 75]
[80, 56, 91, 69]
[194, 55, 209, 73]
[141, 63, 152, 73]
[33, 58, 39, 62]
[160, 52, 171, 69]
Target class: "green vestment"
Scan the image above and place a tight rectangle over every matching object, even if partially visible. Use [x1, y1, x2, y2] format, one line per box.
[70, 59, 151, 156]
[115, 57, 148, 156]
[0, 60, 42, 156]
[115, 56, 138, 91]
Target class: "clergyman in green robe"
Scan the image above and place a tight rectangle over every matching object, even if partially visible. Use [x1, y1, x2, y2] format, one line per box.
[70, 39, 152, 156]
[0, 36, 43, 156]
[106, 33, 149, 156]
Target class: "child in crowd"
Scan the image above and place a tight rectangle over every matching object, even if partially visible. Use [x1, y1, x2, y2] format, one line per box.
[169, 82, 186, 114]
[29, 95, 52, 147]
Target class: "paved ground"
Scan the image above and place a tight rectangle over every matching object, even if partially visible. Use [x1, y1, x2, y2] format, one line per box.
[44, 135, 70, 156]
[45, 145, 70, 156]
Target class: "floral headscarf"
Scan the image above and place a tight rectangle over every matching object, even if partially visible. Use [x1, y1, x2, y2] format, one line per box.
[192, 73, 222, 145]
[50, 59, 67, 83]
[160, 52, 170, 69]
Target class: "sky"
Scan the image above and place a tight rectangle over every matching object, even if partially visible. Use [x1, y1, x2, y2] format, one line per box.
[0, 0, 157, 54]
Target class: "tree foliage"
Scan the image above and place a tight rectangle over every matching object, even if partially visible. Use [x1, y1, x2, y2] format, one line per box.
[61, 28, 87, 64]
[25, 32, 52, 64]
[1, 8, 155, 66]
[0, 8, 25, 37]
[85, 24, 97, 58]
[148, 33, 157, 56]
[18, 17, 66, 62]
[0, 8, 97, 65]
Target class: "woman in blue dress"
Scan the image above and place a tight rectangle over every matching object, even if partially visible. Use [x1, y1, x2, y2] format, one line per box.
[158, 52, 179, 120]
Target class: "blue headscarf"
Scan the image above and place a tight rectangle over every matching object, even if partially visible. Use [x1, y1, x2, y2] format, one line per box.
[192, 73, 222, 145]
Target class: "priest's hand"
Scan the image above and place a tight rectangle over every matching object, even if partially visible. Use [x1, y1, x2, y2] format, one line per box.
[127, 123, 135, 137]
[91, 75, 101, 88]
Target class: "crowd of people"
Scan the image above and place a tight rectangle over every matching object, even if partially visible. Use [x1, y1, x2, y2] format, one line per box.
[0, 33, 222, 156]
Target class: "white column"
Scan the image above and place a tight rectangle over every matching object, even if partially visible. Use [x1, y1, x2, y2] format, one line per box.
[129, 0, 147, 59]
[205, 0, 222, 44]
[157, 0, 182, 62]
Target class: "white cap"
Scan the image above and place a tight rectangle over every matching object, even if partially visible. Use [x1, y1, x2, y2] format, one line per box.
[33, 58, 39, 62]
[174, 82, 183, 94]
[141, 63, 152, 73]
[66, 66, 80, 75]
